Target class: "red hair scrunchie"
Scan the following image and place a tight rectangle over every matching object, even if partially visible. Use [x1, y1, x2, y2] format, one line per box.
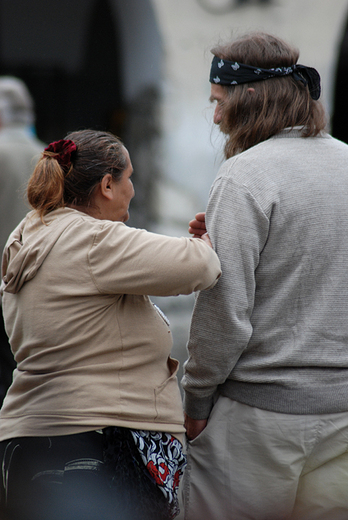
[44, 139, 77, 169]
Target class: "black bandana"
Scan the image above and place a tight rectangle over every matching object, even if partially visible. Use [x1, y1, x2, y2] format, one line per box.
[209, 56, 321, 100]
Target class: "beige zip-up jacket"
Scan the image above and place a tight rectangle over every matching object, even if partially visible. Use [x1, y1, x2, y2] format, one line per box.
[0, 207, 221, 442]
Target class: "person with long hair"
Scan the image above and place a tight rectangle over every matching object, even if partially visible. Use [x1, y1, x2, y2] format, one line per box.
[0, 129, 221, 520]
[182, 32, 348, 519]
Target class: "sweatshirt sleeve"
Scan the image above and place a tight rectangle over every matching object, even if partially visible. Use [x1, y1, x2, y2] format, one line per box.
[87, 221, 221, 296]
[182, 172, 270, 420]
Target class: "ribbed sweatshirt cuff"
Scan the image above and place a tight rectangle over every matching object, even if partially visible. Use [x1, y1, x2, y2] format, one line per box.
[183, 391, 214, 420]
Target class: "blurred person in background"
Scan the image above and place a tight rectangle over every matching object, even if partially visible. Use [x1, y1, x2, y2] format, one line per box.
[0, 76, 44, 405]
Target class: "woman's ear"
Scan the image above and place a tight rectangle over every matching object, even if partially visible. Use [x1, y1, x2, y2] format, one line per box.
[247, 87, 256, 94]
[99, 174, 114, 200]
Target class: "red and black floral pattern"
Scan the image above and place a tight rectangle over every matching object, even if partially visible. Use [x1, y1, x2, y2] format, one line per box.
[131, 430, 187, 518]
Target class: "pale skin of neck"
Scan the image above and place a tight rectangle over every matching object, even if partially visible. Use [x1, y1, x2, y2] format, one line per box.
[67, 172, 133, 223]
[67, 175, 116, 220]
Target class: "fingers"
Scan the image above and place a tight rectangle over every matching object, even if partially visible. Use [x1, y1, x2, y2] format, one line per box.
[188, 219, 206, 230]
[184, 413, 208, 441]
[200, 232, 212, 248]
[189, 212, 207, 236]
[189, 226, 206, 236]
[194, 212, 206, 222]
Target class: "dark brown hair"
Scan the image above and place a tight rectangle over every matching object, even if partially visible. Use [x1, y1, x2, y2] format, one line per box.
[27, 129, 127, 219]
[211, 32, 327, 158]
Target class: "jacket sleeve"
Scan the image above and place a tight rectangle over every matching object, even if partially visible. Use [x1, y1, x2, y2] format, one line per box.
[182, 172, 270, 420]
[87, 221, 221, 296]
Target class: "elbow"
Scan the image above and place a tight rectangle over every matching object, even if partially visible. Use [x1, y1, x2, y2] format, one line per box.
[194, 249, 221, 291]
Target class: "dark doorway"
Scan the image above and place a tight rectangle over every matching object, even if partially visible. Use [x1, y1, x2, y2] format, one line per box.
[332, 18, 348, 143]
[0, 0, 124, 143]
[0, 0, 162, 228]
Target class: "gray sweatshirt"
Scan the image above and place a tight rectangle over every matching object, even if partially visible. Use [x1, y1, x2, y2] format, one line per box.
[182, 128, 348, 419]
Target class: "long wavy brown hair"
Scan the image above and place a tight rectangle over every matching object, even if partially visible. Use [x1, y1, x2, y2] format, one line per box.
[211, 32, 328, 159]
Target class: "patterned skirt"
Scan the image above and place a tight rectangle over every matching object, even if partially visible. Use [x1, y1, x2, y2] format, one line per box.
[0, 427, 186, 520]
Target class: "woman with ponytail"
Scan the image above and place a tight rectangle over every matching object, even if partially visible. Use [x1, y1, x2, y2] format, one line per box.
[0, 129, 221, 520]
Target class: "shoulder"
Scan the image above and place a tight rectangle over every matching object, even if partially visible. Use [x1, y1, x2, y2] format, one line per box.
[214, 130, 348, 191]
[211, 142, 279, 211]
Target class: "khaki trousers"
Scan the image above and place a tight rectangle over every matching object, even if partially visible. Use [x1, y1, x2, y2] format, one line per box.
[183, 396, 348, 520]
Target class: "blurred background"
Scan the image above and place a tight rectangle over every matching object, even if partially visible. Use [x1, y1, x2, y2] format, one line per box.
[1, 0, 348, 388]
